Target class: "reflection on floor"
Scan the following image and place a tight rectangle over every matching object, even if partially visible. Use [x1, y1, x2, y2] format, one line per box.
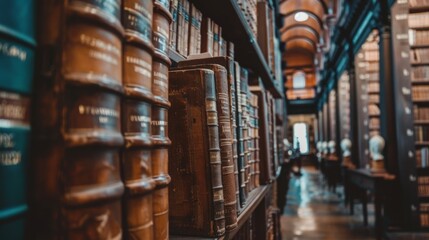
[281, 167, 375, 240]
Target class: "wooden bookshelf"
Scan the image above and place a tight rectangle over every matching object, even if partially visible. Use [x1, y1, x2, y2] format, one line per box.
[170, 185, 271, 240]
[187, 0, 283, 98]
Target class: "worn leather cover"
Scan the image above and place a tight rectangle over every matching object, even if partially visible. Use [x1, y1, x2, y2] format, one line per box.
[177, 56, 241, 213]
[169, 69, 226, 237]
[173, 63, 238, 231]
[250, 82, 273, 185]
[0, 1, 36, 239]
[240, 67, 251, 195]
[122, 99, 155, 239]
[122, 0, 155, 102]
[234, 63, 247, 207]
[151, 106, 171, 240]
[31, 1, 124, 239]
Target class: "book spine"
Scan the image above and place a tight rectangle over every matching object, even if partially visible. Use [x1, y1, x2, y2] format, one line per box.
[0, 1, 36, 238]
[183, 0, 190, 56]
[151, 106, 171, 240]
[228, 64, 241, 213]
[123, 0, 155, 101]
[205, 79, 227, 236]
[234, 62, 247, 207]
[213, 23, 219, 57]
[32, 1, 125, 238]
[240, 68, 251, 195]
[213, 68, 238, 230]
[201, 16, 210, 55]
[169, 0, 179, 51]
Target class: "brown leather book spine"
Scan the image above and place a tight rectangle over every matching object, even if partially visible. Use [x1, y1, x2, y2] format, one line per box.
[169, 69, 226, 237]
[31, 1, 125, 239]
[234, 62, 247, 207]
[240, 67, 251, 196]
[176, 0, 184, 55]
[176, 57, 241, 212]
[201, 17, 213, 55]
[122, 99, 155, 239]
[228, 64, 241, 213]
[151, 106, 171, 240]
[183, 0, 191, 56]
[174, 64, 238, 230]
[251, 94, 260, 188]
[122, 0, 155, 102]
[151, 4, 172, 238]
[169, 0, 179, 50]
[250, 84, 272, 185]
[212, 23, 219, 57]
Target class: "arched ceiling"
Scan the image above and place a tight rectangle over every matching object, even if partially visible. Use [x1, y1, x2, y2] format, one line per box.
[280, 0, 336, 101]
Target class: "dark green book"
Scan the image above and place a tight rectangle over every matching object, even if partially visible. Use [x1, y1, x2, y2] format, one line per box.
[0, 0, 36, 239]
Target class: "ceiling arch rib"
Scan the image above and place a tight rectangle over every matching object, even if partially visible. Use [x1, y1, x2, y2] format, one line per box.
[284, 36, 318, 52]
[281, 25, 320, 41]
[280, 0, 327, 19]
[281, 14, 323, 37]
[285, 38, 317, 54]
[281, 27, 319, 47]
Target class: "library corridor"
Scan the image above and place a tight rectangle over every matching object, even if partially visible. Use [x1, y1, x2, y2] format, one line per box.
[280, 168, 375, 240]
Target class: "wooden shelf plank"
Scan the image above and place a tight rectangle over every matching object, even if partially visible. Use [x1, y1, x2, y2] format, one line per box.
[188, 0, 283, 98]
[410, 44, 429, 49]
[170, 185, 270, 240]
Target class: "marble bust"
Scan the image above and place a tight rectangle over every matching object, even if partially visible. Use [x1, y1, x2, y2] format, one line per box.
[340, 139, 351, 157]
[369, 135, 386, 172]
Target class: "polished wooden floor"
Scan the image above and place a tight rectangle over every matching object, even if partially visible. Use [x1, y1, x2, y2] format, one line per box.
[280, 167, 375, 240]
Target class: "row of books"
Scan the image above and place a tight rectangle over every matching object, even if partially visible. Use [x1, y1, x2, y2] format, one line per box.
[169, 0, 232, 58]
[168, 56, 279, 238]
[409, 12, 429, 29]
[339, 73, 351, 140]
[0, 0, 176, 239]
[329, 91, 337, 142]
[411, 48, 429, 64]
[409, 0, 429, 8]
[369, 94, 380, 103]
[369, 118, 380, 129]
[418, 184, 429, 197]
[414, 125, 429, 142]
[364, 50, 380, 62]
[238, 0, 258, 37]
[419, 176, 429, 184]
[412, 86, 429, 101]
[409, 29, 429, 46]
[368, 82, 380, 92]
[414, 106, 429, 120]
[421, 213, 429, 227]
[369, 104, 380, 115]
[416, 147, 429, 168]
[412, 66, 429, 81]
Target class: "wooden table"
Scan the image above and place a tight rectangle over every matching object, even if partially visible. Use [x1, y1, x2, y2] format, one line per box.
[346, 169, 395, 240]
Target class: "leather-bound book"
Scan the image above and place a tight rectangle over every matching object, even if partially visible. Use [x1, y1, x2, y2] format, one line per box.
[239, 67, 250, 198]
[0, 1, 36, 238]
[250, 93, 260, 188]
[177, 56, 241, 213]
[122, 99, 155, 239]
[151, 106, 171, 240]
[201, 17, 214, 56]
[250, 80, 273, 185]
[152, 2, 172, 239]
[173, 63, 238, 231]
[169, 0, 179, 51]
[234, 62, 247, 207]
[31, 1, 124, 239]
[123, 0, 155, 102]
[121, 2, 159, 239]
[169, 69, 226, 237]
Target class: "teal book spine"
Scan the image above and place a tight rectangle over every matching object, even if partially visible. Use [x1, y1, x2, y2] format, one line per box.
[0, 0, 36, 239]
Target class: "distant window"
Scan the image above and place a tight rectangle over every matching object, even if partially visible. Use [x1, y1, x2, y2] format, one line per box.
[293, 122, 309, 154]
[293, 71, 306, 89]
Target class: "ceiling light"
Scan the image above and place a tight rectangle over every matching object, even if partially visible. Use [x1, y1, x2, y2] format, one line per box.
[294, 12, 309, 22]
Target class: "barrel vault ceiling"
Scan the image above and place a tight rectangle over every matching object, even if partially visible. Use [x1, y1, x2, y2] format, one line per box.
[280, 0, 340, 103]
